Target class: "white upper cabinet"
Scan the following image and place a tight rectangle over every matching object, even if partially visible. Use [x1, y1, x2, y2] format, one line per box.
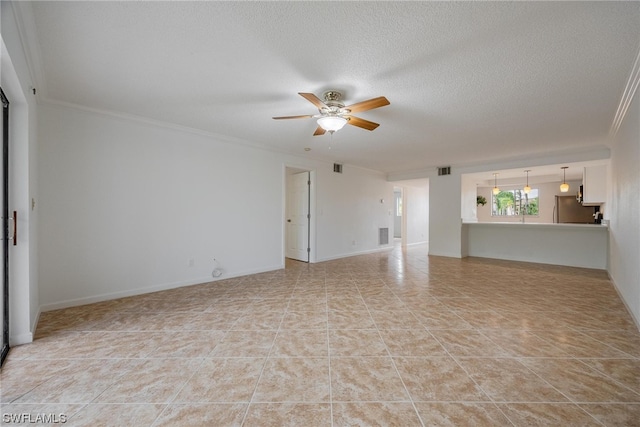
[582, 165, 607, 205]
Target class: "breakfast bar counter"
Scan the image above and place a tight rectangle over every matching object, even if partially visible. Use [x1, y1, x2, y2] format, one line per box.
[461, 222, 609, 269]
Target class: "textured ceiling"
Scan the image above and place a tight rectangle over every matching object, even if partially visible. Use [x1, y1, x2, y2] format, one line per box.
[26, 1, 640, 175]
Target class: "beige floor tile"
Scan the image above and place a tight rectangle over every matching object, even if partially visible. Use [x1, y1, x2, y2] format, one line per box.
[327, 296, 368, 311]
[328, 310, 376, 330]
[173, 358, 264, 403]
[579, 403, 640, 426]
[13, 359, 142, 404]
[331, 357, 409, 402]
[369, 310, 424, 329]
[6, 244, 640, 426]
[393, 356, 488, 402]
[243, 403, 331, 427]
[429, 329, 510, 357]
[580, 358, 640, 393]
[149, 330, 226, 358]
[270, 329, 328, 357]
[411, 308, 473, 330]
[280, 311, 327, 330]
[521, 358, 640, 403]
[68, 403, 166, 427]
[1, 359, 84, 403]
[94, 358, 202, 403]
[231, 311, 284, 330]
[414, 402, 512, 426]
[252, 357, 330, 402]
[580, 330, 640, 358]
[286, 297, 327, 312]
[151, 403, 247, 427]
[378, 329, 448, 357]
[332, 402, 422, 426]
[498, 403, 603, 426]
[329, 329, 388, 356]
[479, 329, 569, 357]
[457, 357, 569, 403]
[208, 330, 277, 357]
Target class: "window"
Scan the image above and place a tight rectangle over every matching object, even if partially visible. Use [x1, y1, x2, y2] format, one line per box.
[396, 195, 402, 216]
[492, 189, 539, 216]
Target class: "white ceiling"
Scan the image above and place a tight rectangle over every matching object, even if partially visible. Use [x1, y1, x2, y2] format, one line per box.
[25, 1, 640, 178]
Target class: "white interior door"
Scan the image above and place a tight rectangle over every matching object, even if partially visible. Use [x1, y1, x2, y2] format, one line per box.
[286, 171, 310, 262]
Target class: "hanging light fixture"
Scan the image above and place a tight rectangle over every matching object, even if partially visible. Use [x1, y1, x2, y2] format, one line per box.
[560, 166, 569, 192]
[492, 173, 500, 195]
[523, 170, 531, 194]
[317, 116, 347, 133]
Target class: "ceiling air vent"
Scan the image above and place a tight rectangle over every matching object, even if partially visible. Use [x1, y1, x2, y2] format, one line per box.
[438, 166, 451, 176]
[333, 163, 343, 174]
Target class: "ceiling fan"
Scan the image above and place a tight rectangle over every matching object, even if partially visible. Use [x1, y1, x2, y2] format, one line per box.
[273, 91, 390, 136]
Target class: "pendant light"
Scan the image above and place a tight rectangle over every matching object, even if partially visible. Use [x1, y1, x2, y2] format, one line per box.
[492, 173, 500, 195]
[523, 170, 531, 194]
[560, 167, 569, 193]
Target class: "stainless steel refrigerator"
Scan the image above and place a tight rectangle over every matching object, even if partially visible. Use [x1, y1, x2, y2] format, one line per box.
[554, 195, 596, 224]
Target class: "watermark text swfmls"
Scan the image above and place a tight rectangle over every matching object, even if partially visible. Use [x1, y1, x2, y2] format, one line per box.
[2, 413, 68, 424]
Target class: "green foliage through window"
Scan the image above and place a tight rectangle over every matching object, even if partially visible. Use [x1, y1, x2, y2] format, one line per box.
[492, 189, 539, 216]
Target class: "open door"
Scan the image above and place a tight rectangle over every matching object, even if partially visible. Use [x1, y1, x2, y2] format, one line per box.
[1, 87, 9, 367]
[286, 171, 310, 262]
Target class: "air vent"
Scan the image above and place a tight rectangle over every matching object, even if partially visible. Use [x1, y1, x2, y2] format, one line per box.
[438, 166, 451, 176]
[379, 227, 389, 245]
[333, 163, 343, 174]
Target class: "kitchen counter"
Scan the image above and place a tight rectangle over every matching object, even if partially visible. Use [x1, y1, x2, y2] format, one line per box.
[462, 222, 608, 269]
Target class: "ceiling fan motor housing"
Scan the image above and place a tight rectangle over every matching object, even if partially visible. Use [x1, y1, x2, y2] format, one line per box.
[322, 91, 346, 113]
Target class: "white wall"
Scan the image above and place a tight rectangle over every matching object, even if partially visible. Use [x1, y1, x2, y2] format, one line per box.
[429, 173, 462, 257]
[314, 162, 393, 261]
[2, 1, 40, 345]
[37, 103, 394, 310]
[461, 174, 477, 222]
[609, 88, 640, 327]
[476, 179, 584, 223]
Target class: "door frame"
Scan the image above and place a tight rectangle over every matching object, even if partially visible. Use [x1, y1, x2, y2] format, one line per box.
[1, 87, 9, 367]
[284, 166, 316, 263]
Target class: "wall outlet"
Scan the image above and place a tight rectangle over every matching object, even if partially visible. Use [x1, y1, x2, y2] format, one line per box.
[188, 258, 195, 267]
[352, 240, 356, 246]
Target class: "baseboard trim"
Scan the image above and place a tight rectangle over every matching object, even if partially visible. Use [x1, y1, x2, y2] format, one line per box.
[39, 264, 284, 313]
[608, 271, 640, 332]
[10, 332, 33, 346]
[315, 246, 393, 263]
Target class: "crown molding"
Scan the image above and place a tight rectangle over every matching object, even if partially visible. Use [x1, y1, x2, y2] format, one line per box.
[611, 42, 640, 136]
[7, 1, 46, 100]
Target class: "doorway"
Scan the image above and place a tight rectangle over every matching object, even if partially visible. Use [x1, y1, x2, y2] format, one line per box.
[394, 188, 403, 240]
[285, 168, 314, 263]
[1, 87, 9, 367]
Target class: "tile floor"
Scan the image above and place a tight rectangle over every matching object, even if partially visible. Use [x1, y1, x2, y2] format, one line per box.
[2, 244, 640, 426]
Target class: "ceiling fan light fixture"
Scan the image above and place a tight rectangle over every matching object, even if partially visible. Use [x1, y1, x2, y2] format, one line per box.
[317, 116, 347, 133]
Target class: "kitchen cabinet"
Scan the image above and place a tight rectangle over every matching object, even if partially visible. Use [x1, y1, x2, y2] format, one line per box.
[582, 165, 606, 205]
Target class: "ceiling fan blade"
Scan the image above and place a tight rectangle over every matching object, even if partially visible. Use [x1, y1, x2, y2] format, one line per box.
[299, 92, 328, 110]
[345, 115, 380, 131]
[344, 96, 390, 113]
[272, 114, 314, 120]
[313, 126, 326, 136]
